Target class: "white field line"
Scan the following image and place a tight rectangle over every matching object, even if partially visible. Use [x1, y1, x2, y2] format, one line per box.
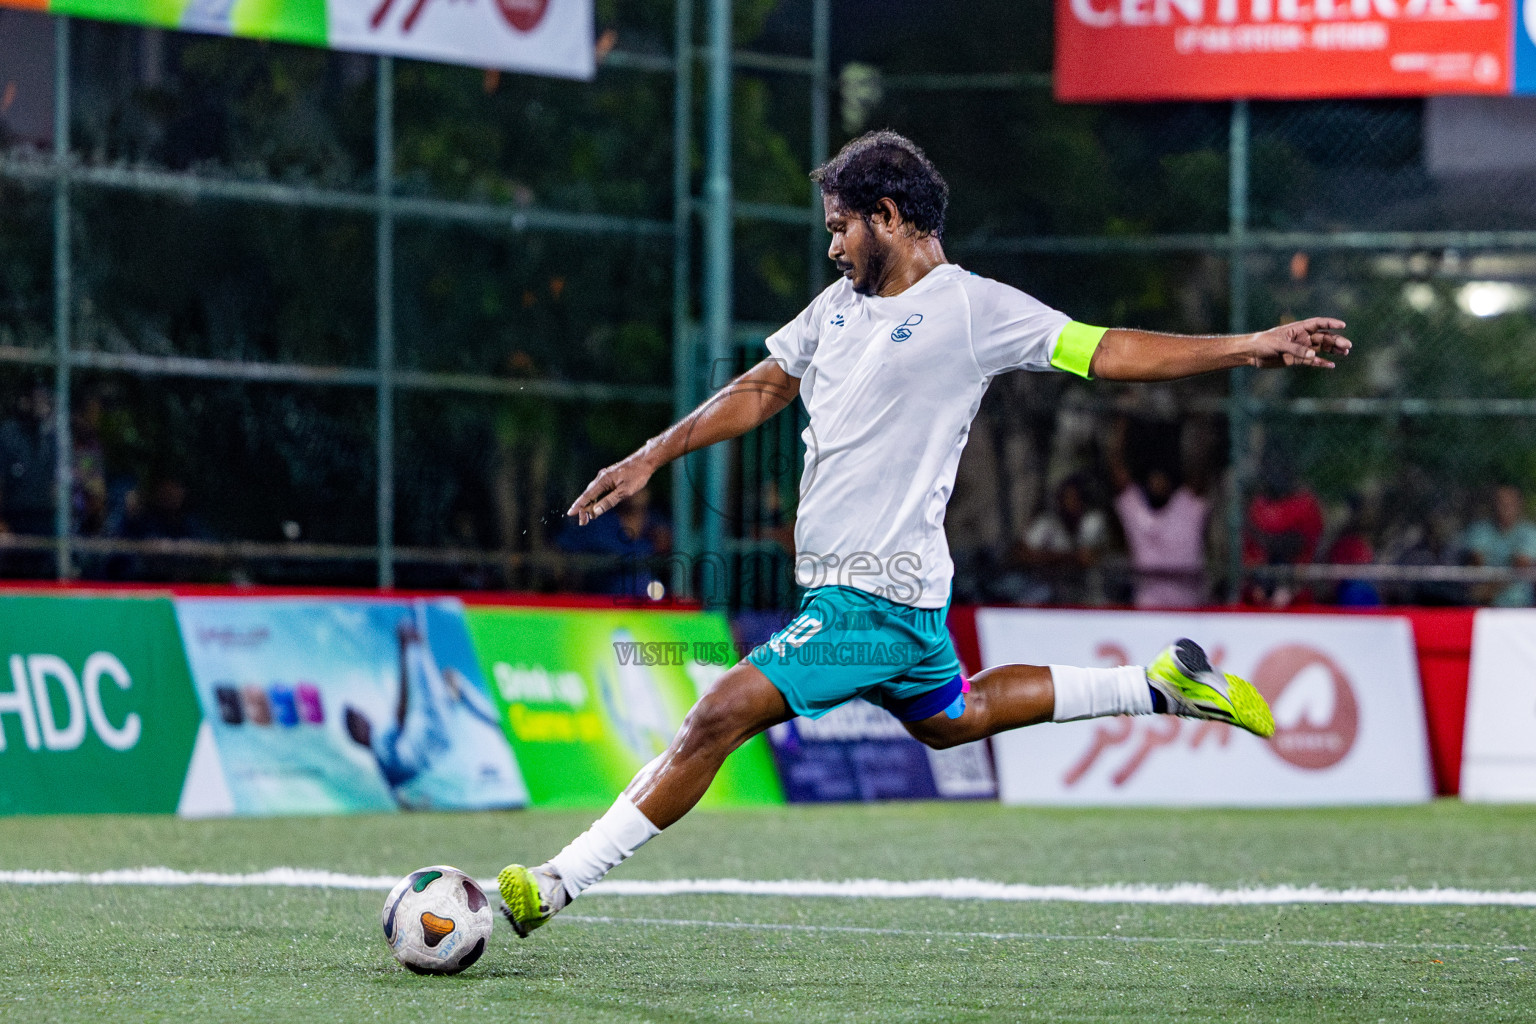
[563, 913, 1533, 953]
[586, 878, 1536, 906]
[0, 868, 399, 889]
[3, 868, 1536, 908]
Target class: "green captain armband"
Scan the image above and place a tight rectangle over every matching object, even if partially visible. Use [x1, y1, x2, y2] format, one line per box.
[1050, 321, 1107, 379]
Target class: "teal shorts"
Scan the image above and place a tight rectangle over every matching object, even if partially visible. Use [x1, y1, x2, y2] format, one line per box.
[747, 585, 966, 721]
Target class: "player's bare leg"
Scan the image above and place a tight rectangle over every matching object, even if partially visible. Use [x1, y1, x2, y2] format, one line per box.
[904, 640, 1276, 751]
[622, 664, 793, 827]
[902, 663, 1056, 748]
[498, 662, 791, 935]
[501, 639, 1273, 935]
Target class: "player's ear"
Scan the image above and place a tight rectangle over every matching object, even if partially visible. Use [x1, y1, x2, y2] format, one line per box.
[872, 197, 901, 235]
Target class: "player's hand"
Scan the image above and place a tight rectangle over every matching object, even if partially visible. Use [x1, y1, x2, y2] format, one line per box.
[1246, 317, 1351, 369]
[567, 452, 657, 525]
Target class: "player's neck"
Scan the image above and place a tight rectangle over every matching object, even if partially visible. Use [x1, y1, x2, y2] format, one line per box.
[873, 239, 948, 298]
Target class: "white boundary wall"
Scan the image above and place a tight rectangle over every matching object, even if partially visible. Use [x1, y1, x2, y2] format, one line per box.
[1463, 609, 1536, 801]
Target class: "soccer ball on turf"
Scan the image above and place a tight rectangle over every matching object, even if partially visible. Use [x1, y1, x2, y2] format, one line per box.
[381, 865, 494, 975]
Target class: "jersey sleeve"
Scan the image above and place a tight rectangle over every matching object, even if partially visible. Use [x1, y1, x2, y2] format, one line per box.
[969, 277, 1100, 379]
[764, 289, 828, 378]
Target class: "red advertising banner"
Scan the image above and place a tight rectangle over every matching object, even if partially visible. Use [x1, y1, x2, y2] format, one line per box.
[1056, 0, 1514, 101]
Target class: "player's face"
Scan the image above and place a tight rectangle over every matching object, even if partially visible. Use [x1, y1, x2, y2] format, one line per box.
[824, 196, 889, 296]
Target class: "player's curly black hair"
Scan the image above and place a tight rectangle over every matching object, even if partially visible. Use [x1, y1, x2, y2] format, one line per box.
[811, 130, 949, 240]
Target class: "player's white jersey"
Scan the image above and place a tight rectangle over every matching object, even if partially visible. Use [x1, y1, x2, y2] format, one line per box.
[766, 263, 1072, 608]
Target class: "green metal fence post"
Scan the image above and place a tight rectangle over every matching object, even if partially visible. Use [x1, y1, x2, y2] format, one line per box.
[51, 16, 72, 580]
[701, 0, 733, 607]
[1225, 99, 1250, 604]
[375, 55, 396, 589]
[671, 0, 697, 599]
[808, 0, 830, 299]
[763, 0, 830, 609]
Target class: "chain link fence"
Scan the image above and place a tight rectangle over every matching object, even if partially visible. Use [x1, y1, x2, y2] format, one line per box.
[3, 2, 1536, 609]
[0, 7, 728, 591]
[940, 93, 1536, 609]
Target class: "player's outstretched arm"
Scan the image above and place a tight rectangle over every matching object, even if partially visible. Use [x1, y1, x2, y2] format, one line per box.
[1088, 317, 1351, 382]
[567, 357, 800, 525]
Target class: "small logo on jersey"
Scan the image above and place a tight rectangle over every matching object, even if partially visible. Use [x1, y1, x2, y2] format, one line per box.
[830, 313, 845, 327]
[891, 313, 923, 342]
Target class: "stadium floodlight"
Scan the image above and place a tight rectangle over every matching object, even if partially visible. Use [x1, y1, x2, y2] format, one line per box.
[1458, 281, 1529, 318]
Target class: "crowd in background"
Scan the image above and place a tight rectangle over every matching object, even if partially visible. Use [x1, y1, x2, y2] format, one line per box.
[944, 398, 1536, 611]
[5, 6, 1536, 611]
[2, 381, 1534, 608]
[0, 383, 208, 580]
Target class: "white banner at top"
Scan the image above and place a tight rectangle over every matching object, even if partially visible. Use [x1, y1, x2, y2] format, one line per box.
[978, 609, 1434, 807]
[331, 0, 593, 80]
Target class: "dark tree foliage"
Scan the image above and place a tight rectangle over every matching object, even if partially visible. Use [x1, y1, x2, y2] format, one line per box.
[3, 1, 1535, 589]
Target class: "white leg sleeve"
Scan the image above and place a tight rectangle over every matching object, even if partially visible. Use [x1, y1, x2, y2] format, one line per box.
[1049, 664, 1154, 722]
[547, 794, 661, 900]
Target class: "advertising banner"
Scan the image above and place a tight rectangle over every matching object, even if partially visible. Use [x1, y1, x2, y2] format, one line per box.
[5, 0, 593, 80]
[1461, 609, 1536, 800]
[175, 597, 527, 816]
[1056, 0, 1515, 101]
[979, 609, 1433, 806]
[765, 701, 996, 802]
[0, 596, 200, 815]
[466, 607, 783, 808]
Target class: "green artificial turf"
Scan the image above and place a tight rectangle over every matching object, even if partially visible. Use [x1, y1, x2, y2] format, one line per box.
[2, 802, 1535, 1022]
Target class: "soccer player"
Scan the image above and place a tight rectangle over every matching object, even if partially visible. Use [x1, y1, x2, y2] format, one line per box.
[498, 130, 1351, 934]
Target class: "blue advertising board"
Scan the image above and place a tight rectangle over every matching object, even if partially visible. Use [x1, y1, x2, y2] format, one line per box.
[765, 700, 996, 802]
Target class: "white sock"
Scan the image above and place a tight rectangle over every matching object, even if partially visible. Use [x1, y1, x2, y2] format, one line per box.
[546, 794, 661, 901]
[1049, 664, 1154, 721]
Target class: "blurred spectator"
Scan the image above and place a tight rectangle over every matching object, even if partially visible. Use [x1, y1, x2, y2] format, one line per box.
[0, 384, 57, 537]
[1462, 484, 1536, 607]
[556, 485, 672, 597]
[120, 476, 206, 542]
[0, 385, 58, 578]
[1393, 503, 1470, 606]
[1244, 450, 1324, 607]
[1007, 474, 1107, 606]
[107, 474, 209, 581]
[1107, 418, 1209, 609]
[1324, 494, 1381, 606]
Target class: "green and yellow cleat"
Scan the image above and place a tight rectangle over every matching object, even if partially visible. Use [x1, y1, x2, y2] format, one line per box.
[497, 864, 560, 938]
[1147, 639, 1275, 739]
